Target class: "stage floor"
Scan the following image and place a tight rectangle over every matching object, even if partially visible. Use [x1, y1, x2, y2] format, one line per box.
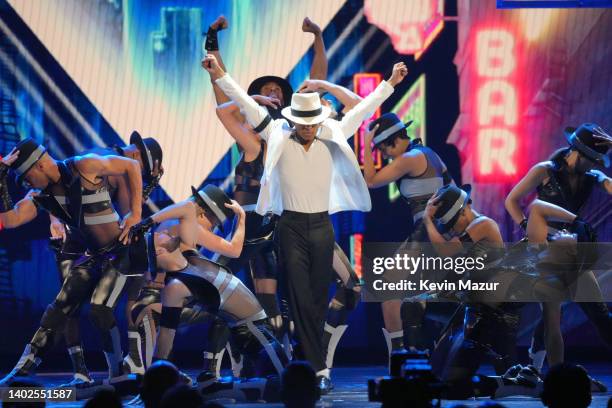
[24, 365, 612, 407]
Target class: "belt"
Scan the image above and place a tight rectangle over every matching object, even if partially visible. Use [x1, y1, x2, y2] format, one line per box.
[281, 210, 329, 221]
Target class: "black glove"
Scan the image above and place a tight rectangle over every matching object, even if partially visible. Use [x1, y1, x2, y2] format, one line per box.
[0, 162, 8, 178]
[128, 216, 156, 241]
[0, 163, 13, 212]
[570, 218, 597, 243]
[204, 26, 219, 51]
[142, 171, 163, 201]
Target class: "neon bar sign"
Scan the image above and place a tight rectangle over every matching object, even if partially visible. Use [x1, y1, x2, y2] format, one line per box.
[353, 73, 383, 169]
[473, 28, 521, 182]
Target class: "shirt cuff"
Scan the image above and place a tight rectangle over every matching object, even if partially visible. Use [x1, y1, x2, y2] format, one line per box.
[215, 73, 231, 86]
[378, 80, 394, 95]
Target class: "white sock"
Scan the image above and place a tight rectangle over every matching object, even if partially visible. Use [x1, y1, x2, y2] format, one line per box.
[316, 368, 330, 379]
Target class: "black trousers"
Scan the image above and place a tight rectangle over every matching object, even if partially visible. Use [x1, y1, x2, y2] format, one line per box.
[276, 210, 334, 372]
[218, 212, 279, 280]
[441, 304, 521, 399]
[30, 246, 130, 358]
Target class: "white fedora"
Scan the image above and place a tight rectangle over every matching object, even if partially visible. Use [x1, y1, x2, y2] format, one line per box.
[281, 92, 331, 125]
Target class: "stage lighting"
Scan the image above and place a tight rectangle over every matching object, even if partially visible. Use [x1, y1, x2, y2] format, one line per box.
[473, 28, 522, 182]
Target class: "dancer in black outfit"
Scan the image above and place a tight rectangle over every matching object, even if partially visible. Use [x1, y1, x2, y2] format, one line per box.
[505, 123, 612, 369]
[362, 113, 453, 363]
[0, 139, 142, 388]
[421, 184, 543, 399]
[45, 132, 163, 383]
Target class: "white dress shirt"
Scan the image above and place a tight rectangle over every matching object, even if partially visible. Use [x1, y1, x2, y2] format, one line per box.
[277, 136, 333, 213]
[215, 73, 395, 216]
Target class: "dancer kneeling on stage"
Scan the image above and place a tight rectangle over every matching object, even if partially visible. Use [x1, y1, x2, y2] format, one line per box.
[421, 187, 605, 399]
[416, 184, 545, 400]
[129, 184, 288, 388]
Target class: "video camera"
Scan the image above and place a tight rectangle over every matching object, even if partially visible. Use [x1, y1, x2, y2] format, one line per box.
[368, 350, 445, 407]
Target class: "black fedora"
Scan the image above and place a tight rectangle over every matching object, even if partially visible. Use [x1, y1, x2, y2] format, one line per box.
[368, 113, 413, 148]
[433, 184, 472, 232]
[247, 75, 294, 107]
[130, 131, 163, 177]
[564, 123, 612, 168]
[191, 184, 234, 231]
[10, 138, 47, 184]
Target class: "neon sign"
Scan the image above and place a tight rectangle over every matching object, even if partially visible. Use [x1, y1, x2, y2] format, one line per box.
[473, 28, 522, 182]
[364, 0, 444, 59]
[353, 73, 383, 170]
[349, 233, 363, 280]
[388, 74, 427, 202]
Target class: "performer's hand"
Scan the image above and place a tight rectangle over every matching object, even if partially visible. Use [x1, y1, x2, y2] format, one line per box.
[388, 62, 408, 87]
[298, 79, 323, 93]
[151, 159, 164, 179]
[145, 279, 165, 290]
[201, 54, 225, 80]
[225, 199, 245, 219]
[365, 124, 379, 146]
[302, 17, 322, 35]
[252, 94, 281, 109]
[1, 148, 19, 168]
[210, 15, 228, 31]
[424, 194, 441, 221]
[120, 212, 142, 244]
[127, 216, 155, 243]
[588, 169, 608, 184]
[50, 219, 67, 241]
[25, 190, 40, 199]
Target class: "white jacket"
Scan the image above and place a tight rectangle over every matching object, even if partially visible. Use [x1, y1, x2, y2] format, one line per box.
[215, 73, 395, 216]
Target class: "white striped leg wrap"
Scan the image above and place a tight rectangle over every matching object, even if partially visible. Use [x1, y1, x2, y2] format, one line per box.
[245, 321, 284, 375]
[142, 314, 154, 369]
[324, 323, 348, 369]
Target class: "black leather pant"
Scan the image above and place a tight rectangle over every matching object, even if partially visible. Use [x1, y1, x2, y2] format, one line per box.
[441, 303, 521, 399]
[29, 245, 130, 363]
[218, 212, 278, 280]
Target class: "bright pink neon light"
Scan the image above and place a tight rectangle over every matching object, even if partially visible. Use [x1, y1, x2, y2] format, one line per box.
[352, 233, 363, 279]
[473, 28, 521, 182]
[353, 73, 382, 169]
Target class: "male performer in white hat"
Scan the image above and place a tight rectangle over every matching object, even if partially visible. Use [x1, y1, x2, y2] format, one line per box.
[203, 53, 407, 393]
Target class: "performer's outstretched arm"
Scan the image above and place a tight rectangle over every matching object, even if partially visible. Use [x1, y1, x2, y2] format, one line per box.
[0, 149, 39, 228]
[204, 55, 276, 142]
[298, 79, 362, 112]
[338, 62, 407, 138]
[204, 15, 231, 105]
[303, 17, 328, 80]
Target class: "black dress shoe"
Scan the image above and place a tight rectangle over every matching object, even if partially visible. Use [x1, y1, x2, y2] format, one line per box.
[317, 375, 334, 395]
